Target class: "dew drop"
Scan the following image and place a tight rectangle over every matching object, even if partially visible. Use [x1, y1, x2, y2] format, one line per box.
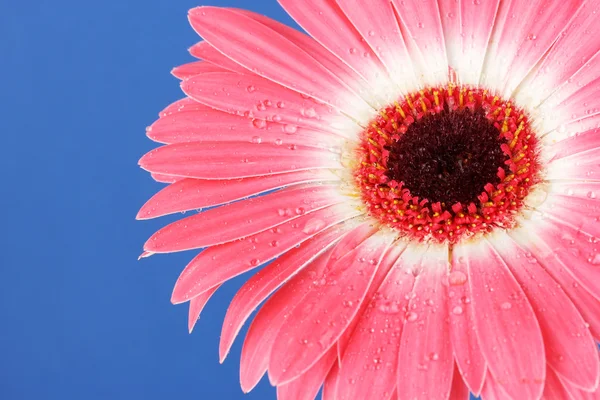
[247, 85, 256, 93]
[284, 124, 298, 134]
[452, 305, 464, 315]
[588, 254, 600, 265]
[501, 302, 512, 310]
[251, 136, 262, 144]
[303, 108, 318, 118]
[252, 119, 267, 129]
[448, 270, 467, 286]
[406, 312, 418, 322]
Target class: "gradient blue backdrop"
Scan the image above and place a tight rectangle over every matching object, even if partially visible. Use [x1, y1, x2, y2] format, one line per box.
[1, 1, 479, 399]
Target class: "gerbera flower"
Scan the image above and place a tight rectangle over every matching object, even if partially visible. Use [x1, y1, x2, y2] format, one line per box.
[138, 0, 600, 399]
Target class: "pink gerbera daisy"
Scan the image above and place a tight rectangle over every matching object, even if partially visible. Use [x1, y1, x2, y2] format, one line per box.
[138, 1, 600, 399]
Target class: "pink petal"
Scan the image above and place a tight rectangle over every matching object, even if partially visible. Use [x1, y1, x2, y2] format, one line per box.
[150, 173, 182, 184]
[438, 0, 500, 84]
[518, 0, 600, 110]
[188, 41, 248, 74]
[159, 97, 211, 117]
[277, 0, 393, 105]
[326, 223, 379, 262]
[139, 142, 343, 180]
[232, 8, 377, 107]
[336, 244, 416, 400]
[391, 0, 448, 86]
[180, 71, 349, 136]
[137, 170, 338, 220]
[187, 7, 370, 117]
[525, 217, 600, 301]
[546, 81, 600, 142]
[147, 106, 343, 148]
[322, 362, 340, 400]
[449, 364, 470, 400]
[546, 142, 600, 183]
[448, 250, 486, 395]
[334, 226, 400, 362]
[276, 348, 336, 400]
[240, 247, 336, 393]
[535, 192, 600, 240]
[148, 108, 249, 144]
[558, 369, 600, 400]
[397, 245, 454, 400]
[543, 367, 577, 400]
[171, 61, 226, 80]
[171, 204, 358, 304]
[335, 241, 408, 362]
[490, 231, 599, 391]
[144, 184, 342, 253]
[218, 222, 356, 362]
[268, 230, 394, 385]
[482, 0, 584, 97]
[480, 371, 512, 400]
[187, 285, 219, 333]
[545, 128, 600, 161]
[335, 0, 416, 92]
[511, 226, 600, 342]
[455, 239, 545, 400]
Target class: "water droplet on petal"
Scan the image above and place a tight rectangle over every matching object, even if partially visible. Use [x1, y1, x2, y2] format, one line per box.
[448, 271, 467, 286]
[588, 254, 600, 265]
[252, 119, 267, 129]
[250, 259, 260, 266]
[284, 124, 298, 134]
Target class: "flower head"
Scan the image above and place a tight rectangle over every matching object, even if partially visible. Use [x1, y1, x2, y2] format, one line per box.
[138, 1, 600, 399]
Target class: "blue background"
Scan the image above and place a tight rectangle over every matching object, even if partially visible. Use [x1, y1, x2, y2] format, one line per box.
[1, 0, 296, 399]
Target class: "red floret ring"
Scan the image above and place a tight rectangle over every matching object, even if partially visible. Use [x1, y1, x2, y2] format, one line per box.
[354, 85, 542, 244]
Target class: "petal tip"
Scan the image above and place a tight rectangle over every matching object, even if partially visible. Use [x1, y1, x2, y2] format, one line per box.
[138, 251, 154, 260]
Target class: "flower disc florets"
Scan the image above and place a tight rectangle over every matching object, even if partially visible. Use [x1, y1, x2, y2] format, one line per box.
[355, 85, 542, 244]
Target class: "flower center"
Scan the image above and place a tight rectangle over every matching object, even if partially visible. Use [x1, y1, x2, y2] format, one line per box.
[354, 85, 542, 244]
[386, 109, 508, 207]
